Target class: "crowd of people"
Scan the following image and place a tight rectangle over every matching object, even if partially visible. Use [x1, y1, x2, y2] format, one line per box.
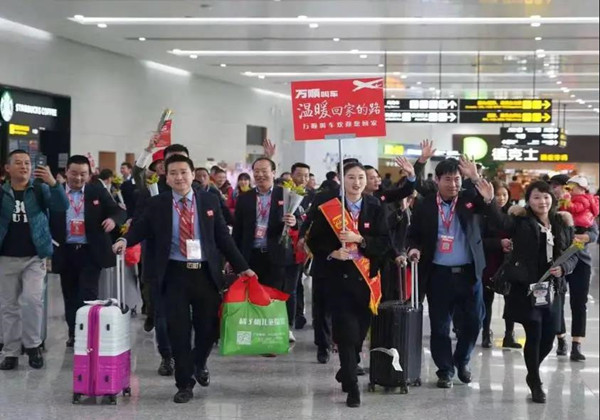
[0, 137, 598, 408]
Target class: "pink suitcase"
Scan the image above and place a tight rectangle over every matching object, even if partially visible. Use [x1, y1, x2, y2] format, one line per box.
[72, 254, 131, 404]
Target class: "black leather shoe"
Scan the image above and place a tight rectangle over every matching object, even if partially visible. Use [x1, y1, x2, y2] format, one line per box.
[571, 342, 586, 361]
[526, 375, 546, 404]
[356, 365, 366, 376]
[0, 343, 3, 352]
[457, 365, 472, 384]
[482, 330, 493, 348]
[158, 357, 174, 376]
[437, 377, 453, 389]
[0, 357, 18, 370]
[346, 383, 361, 408]
[556, 337, 568, 356]
[144, 316, 155, 333]
[317, 347, 330, 364]
[173, 387, 193, 404]
[65, 336, 75, 348]
[502, 331, 523, 349]
[195, 367, 210, 387]
[26, 347, 44, 369]
[294, 316, 307, 330]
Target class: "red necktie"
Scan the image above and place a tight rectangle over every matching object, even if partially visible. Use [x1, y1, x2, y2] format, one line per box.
[179, 197, 193, 257]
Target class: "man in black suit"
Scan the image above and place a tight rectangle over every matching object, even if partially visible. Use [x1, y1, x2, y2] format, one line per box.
[114, 155, 254, 404]
[232, 157, 298, 292]
[407, 157, 486, 389]
[50, 155, 127, 346]
[120, 162, 137, 219]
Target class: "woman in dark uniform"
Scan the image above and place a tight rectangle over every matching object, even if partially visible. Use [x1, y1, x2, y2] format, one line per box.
[477, 180, 578, 404]
[307, 162, 390, 408]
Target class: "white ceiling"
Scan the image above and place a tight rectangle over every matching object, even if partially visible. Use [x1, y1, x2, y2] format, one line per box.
[1, 0, 599, 118]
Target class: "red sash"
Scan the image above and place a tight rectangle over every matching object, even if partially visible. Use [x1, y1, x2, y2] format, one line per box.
[319, 198, 382, 314]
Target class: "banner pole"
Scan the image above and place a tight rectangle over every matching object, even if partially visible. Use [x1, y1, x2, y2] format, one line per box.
[338, 137, 346, 244]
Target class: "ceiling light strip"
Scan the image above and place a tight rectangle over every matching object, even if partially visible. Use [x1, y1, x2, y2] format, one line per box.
[69, 16, 600, 26]
[241, 71, 600, 77]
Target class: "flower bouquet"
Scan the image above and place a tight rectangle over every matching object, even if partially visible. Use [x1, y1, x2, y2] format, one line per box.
[279, 180, 306, 247]
[537, 239, 585, 283]
[112, 175, 125, 205]
[147, 173, 160, 196]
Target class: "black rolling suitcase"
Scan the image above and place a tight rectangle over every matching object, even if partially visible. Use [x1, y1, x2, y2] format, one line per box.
[369, 260, 423, 394]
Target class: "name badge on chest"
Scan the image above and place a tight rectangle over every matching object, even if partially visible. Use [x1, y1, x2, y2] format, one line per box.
[70, 220, 85, 236]
[255, 225, 267, 239]
[186, 239, 202, 260]
[438, 235, 454, 253]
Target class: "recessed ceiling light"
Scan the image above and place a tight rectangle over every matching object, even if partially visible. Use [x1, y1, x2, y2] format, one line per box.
[401, 74, 408, 79]
[429, 87, 436, 91]
[97, 23, 107, 28]
[297, 15, 308, 19]
[73, 15, 84, 20]
[570, 94, 576, 98]
[138, 37, 146, 41]
[333, 37, 340, 42]
[309, 23, 319, 29]
[556, 81, 562, 84]
[544, 63, 550, 67]
[392, 71, 400, 75]
[258, 75, 266, 79]
[390, 94, 396, 98]
[530, 15, 542, 27]
[244, 71, 252, 75]
[520, 66, 527, 71]
[359, 54, 368, 59]
[417, 81, 422, 85]
[190, 54, 198, 59]
[220, 63, 227, 67]
[378, 64, 384, 68]
[594, 108, 599, 113]
[588, 104, 593, 108]
[350, 49, 359, 53]
[535, 36, 543, 41]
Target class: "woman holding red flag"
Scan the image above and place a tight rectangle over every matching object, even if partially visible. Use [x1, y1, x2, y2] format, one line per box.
[307, 162, 390, 408]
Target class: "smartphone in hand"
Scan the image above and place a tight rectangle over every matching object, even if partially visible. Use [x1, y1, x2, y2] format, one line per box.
[36, 154, 47, 168]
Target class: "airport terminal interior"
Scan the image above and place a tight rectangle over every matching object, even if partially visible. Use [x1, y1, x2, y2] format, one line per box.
[0, 1, 598, 419]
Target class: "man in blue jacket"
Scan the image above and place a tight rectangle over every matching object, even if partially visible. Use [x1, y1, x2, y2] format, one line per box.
[0, 149, 69, 370]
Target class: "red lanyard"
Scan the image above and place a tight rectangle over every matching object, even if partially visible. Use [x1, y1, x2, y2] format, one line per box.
[173, 195, 196, 232]
[257, 193, 271, 221]
[436, 193, 458, 233]
[68, 191, 84, 217]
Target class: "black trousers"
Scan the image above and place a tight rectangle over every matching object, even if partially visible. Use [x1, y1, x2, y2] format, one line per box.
[559, 261, 592, 338]
[330, 275, 371, 386]
[522, 314, 556, 385]
[312, 275, 332, 349]
[249, 250, 285, 291]
[164, 262, 221, 390]
[59, 245, 102, 337]
[283, 264, 301, 327]
[483, 287, 515, 334]
[295, 269, 305, 322]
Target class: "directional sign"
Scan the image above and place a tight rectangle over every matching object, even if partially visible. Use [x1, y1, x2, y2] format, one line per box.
[385, 98, 459, 123]
[500, 127, 563, 148]
[460, 111, 552, 124]
[460, 99, 552, 111]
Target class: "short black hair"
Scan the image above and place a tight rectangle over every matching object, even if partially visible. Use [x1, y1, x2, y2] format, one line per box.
[512, 175, 518, 181]
[364, 165, 380, 176]
[120, 162, 132, 170]
[291, 162, 311, 173]
[213, 167, 226, 175]
[435, 158, 460, 178]
[238, 172, 251, 181]
[336, 158, 359, 175]
[195, 167, 209, 174]
[252, 157, 276, 171]
[6, 149, 29, 163]
[525, 180, 558, 211]
[165, 154, 195, 172]
[384, 173, 392, 178]
[325, 171, 338, 181]
[281, 171, 291, 177]
[343, 162, 366, 174]
[164, 144, 189, 158]
[67, 155, 91, 171]
[99, 169, 114, 180]
[309, 173, 315, 177]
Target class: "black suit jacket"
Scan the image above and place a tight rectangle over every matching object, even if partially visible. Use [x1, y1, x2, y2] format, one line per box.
[120, 179, 137, 219]
[125, 189, 248, 292]
[306, 191, 390, 279]
[50, 183, 127, 271]
[406, 191, 487, 300]
[232, 186, 295, 265]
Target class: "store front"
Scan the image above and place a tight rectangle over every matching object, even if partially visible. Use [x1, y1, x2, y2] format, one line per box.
[0, 84, 71, 173]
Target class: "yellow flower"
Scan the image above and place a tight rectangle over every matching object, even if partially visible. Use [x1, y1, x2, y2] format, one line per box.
[282, 180, 306, 196]
[147, 173, 160, 185]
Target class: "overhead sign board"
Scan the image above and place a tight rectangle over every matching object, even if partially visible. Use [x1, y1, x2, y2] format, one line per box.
[291, 78, 386, 140]
[500, 127, 563, 147]
[385, 98, 458, 123]
[460, 111, 552, 124]
[460, 98, 553, 124]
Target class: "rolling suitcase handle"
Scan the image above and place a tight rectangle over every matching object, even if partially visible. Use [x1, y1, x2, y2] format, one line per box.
[410, 259, 419, 310]
[115, 252, 126, 311]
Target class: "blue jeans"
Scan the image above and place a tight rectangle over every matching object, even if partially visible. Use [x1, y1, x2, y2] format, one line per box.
[427, 264, 484, 379]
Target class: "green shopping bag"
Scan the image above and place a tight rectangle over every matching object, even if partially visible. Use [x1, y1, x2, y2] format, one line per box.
[220, 275, 290, 356]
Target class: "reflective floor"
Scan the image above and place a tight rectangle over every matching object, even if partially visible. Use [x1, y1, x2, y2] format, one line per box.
[1, 246, 598, 420]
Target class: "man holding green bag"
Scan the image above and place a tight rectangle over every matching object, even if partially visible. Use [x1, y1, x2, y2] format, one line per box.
[113, 154, 255, 404]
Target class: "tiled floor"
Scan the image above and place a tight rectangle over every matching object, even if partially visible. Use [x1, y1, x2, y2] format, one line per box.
[1, 246, 598, 419]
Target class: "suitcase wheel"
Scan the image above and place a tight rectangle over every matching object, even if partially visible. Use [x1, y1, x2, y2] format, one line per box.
[413, 378, 422, 387]
[72, 393, 82, 404]
[123, 387, 132, 397]
[384, 387, 395, 393]
[107, 395, 117, 405]
[367, 383, 376, 393]
[399, 385, 409, 394]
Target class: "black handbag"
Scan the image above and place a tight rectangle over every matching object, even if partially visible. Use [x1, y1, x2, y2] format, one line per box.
[490, 254, 528, 295]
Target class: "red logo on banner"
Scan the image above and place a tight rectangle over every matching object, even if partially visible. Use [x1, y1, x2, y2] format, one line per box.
[156, 119, 172, 148]
[291, 78, 386, 141]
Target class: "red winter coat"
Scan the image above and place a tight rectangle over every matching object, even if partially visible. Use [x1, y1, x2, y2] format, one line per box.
[566, 193, 600, 228]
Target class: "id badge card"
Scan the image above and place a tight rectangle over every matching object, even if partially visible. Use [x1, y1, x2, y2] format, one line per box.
[255, 224, 267, 239]
[347, 244, 361, 260]
[438, 235, 454, 253]
[186, 239, 202, 261]
[70, 219, 85, 236]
